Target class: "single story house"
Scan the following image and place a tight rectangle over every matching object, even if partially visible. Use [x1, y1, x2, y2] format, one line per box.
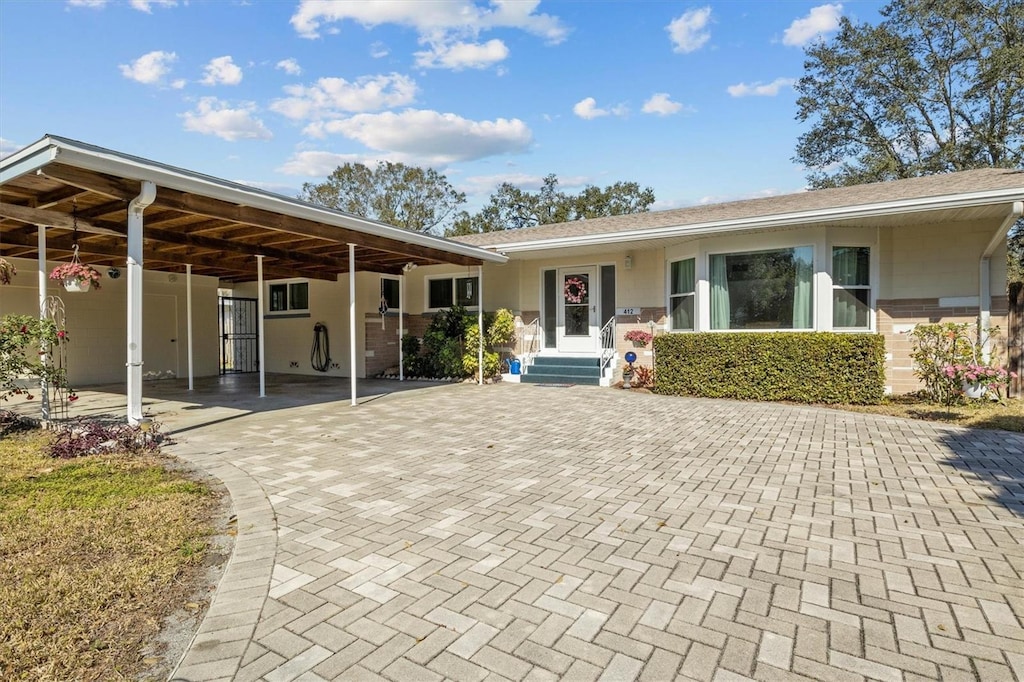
[2, 136, 1022, 416]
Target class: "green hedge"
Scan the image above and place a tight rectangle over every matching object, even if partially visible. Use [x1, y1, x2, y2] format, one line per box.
[653, 332, 886, 404]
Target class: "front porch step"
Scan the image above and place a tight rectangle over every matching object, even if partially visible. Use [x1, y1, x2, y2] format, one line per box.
[521, 354, 603, 386]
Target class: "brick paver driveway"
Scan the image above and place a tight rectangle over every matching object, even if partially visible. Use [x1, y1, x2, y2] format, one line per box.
[164, 381, 1024, 682]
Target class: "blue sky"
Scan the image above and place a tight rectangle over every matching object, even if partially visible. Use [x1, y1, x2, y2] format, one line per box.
[0, 1, 885, 213]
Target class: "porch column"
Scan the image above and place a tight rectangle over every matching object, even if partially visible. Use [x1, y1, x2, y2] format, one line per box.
[37, 225, 49, 423]
[256, 255, 266, 398]
[186, 264, 194, 391]
[349, 244, 357, 406]
[126, 181, 156, 425]
[478, 265, 483, 386]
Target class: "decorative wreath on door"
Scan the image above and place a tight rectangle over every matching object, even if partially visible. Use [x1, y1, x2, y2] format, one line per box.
[564, 276, 587, 304]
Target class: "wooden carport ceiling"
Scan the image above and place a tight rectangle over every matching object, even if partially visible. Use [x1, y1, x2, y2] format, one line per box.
[0, 162, 488, 282]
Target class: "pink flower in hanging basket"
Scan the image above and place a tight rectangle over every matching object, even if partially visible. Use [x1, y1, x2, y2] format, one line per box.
[49, 262, 102, 290]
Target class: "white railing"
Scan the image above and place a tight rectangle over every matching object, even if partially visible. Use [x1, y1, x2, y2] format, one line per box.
[518, 317, 541, 367]
[599, 316, 616, 377]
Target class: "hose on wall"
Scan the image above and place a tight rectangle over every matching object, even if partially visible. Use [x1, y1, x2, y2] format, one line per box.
[311, 322, 330, 372]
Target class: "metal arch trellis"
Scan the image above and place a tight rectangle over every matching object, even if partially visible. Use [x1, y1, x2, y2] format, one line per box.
[40, 295, 70, 422]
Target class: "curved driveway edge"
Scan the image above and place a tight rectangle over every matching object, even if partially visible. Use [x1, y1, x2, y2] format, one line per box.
[169, 450, 278, 681]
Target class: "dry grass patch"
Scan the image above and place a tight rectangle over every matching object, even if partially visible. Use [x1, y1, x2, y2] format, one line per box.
[831, 394, 1024, 432]
[0, 430, 219, 681]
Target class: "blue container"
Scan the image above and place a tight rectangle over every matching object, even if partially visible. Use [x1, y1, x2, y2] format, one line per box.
[508, 358, 522, 375]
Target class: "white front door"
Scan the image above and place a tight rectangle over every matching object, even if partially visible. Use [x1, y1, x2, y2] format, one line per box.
[557, 267, 598, 352]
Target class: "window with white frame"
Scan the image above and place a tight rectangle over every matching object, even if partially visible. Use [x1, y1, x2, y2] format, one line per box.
[427, 275, 479, 309]
[268, 281, 309, 312]
[709, 247, 814, 330]
[669, 258, 695, 331]
[832, 246, 871, 329]
[380, 277, 400, 309]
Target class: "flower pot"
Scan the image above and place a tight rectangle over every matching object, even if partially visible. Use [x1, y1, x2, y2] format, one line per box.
[962, 380, 987, 399]
[631, 341, 646, 348]
[63, 277, 91, 293]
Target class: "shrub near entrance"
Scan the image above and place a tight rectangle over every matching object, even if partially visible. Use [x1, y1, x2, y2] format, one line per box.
[653, 332, 886, 404]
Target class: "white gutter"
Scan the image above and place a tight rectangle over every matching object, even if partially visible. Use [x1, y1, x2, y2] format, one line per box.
[483, 189, 1024, 253]
[14, 136, 505, 265]
[979, 201, 1023, 361]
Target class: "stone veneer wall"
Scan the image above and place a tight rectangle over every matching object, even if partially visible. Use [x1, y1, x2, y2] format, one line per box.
[878, 296, 1009, 394]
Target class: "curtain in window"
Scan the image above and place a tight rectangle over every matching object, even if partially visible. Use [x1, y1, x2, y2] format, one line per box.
[833, 247, 859, 327]
[710, 255, 730, 329]
[671, 259, 695, 330]
[791, 247, 813, 329]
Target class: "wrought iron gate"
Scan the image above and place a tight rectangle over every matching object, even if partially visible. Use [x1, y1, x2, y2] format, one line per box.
[219, 296, 259, 374]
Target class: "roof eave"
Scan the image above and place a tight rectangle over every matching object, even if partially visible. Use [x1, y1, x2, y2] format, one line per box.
[485, 188, 1024, 254]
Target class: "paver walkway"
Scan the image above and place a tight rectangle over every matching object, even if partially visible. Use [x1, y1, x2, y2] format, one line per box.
[145, 380, 1024, 681]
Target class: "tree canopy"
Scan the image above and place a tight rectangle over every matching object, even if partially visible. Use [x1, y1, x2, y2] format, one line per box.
[299, 161, 466, 234]
[794, 0, 1024, 189]
[446, 174, 656, 236]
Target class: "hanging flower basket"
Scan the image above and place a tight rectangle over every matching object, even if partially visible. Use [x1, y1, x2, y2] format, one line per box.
[623, 329, 653, 347]
[0, 257, 15, 285]
[564, 276, 587, 304]
[49, 260, 102, 292]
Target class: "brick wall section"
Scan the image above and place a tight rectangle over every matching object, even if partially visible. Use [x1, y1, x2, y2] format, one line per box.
[616, 308, 666, 380]
[878, 297, 1009, 394]
[364, 313, 437, 376]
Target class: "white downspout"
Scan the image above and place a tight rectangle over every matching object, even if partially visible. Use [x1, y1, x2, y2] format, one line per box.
[399, 273, 405, 382]
[37, 226, 48, 423]
[478, 265, 484, 386]
[980, 201, 1023, 362]
[126, 180, 156, 425]
[256, 255, 265, 398]
[186, 263, 194, 391]
[349, 244, 357, 406]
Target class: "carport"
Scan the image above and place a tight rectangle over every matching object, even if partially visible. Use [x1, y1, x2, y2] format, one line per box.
[0, 135, 506, 423]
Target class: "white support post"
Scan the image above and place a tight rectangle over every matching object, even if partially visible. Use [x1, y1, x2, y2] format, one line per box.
[186, 263, 194, 390]
[478, 265, 484, 386]
[126, 181, 156, 425]
[349, 244, 357, 406]
[256, 255, 266, 398]
[37, 226, 49, 423]
[399, 273, 405, 381]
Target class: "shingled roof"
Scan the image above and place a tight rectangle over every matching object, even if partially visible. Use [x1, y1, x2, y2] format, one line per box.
[453, 168, 1024, 250]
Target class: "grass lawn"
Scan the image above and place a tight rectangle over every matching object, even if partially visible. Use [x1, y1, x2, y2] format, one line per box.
[831, 394, 1024, 432]
[0, 430, 221, 681]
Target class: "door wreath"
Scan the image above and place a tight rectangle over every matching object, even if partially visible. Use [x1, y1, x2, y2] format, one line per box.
[564, 276, 587, 304]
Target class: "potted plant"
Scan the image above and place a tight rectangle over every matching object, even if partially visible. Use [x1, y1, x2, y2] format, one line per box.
[942, 363, 1016, 400]
[624, 329, 653, 348]
[0, 258, 15, 285]
[50, 261, 102, 292]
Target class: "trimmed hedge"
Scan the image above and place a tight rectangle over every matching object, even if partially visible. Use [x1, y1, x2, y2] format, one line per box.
[653, 332, 886, 404]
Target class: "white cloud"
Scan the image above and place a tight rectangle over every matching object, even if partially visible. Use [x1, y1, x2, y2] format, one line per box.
[270, 73, 418, 120]
[171, 78, 187, 89]
[667, 6, 711, 54]
[783, 4, 843, 46]
[572, 97, 628, 120]
[119, 50, 178, 85]
[276, 58, 302, 76]
[129, 0, 177, 12]
[0, 137, 21, 160]
[370, 41, 390, 58]
[290, 0, 567, 43]
[201, 56, 243, 86]
[697, 187, 796, 205]
[235, 179, 303, 196]
[459, 172, 589, 196]
[642, 93, 685, 116]
[727, 77, 796, 97]
[181, 97, 272, 141]
[66, 0, 108, 7]
[304, 109, 533, 165]
[415, 39, 509, 70]
[277, 151, 371, 176]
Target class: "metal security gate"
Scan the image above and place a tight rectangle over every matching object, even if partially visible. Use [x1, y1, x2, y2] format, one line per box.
[219, 296, 259, 374]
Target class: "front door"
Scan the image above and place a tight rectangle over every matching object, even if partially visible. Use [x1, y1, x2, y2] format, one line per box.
[557, 267, 598, 352]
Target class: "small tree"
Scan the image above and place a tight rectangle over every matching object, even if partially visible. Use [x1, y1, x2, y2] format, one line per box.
[0, 314, 68, 402]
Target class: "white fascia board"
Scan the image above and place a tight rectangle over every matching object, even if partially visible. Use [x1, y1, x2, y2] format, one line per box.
[36, 137, 507, 265]
[0, 138, 59, 185]
[492, 189, 1024, 253]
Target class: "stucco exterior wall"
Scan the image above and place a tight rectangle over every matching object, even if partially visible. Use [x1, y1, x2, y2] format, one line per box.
[0, 255, 220, 386]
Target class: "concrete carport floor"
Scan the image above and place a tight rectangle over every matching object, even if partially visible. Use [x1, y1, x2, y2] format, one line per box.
[59, 377, 1024, 681]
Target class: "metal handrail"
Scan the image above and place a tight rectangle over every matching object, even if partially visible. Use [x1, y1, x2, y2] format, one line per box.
[518, 317, 541, 366]
[599, 316, 616, 376]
